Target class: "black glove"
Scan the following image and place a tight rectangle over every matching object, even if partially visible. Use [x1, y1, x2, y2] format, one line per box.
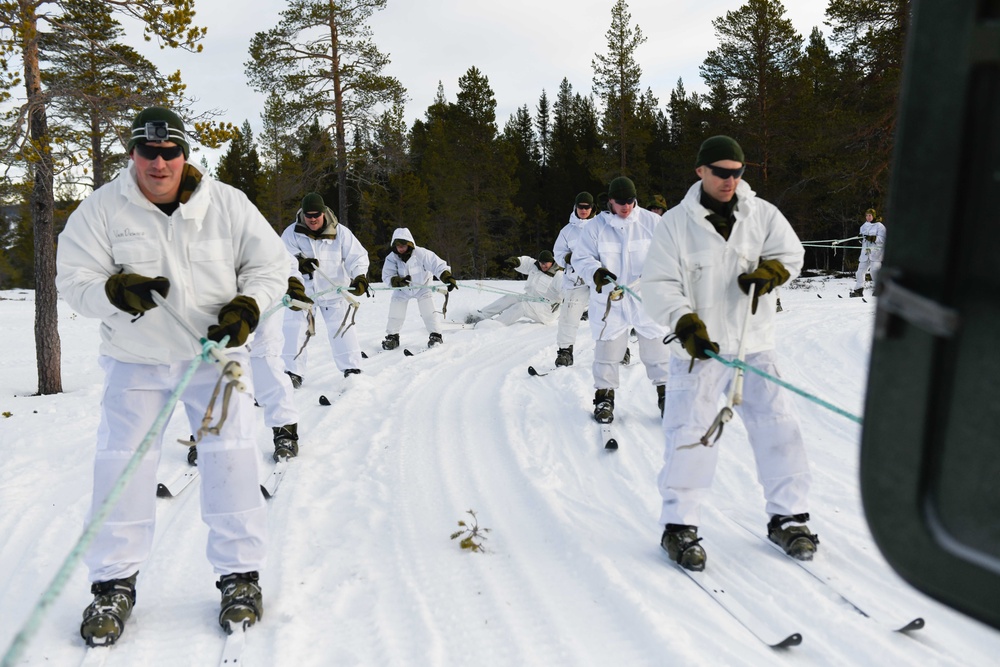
[439, 270, 458, 292]
[737, 259, 790, 315]
[285, 276, 313, 311]
[206, 295, 259, 348]
[105, 273, 170, 315]
[564, 252, 572, 265]
[865, 235, 877, 243]
[504, 257, 519, 269]
[390, 275, 411, 288]
[348, 274, 369, 297]
[297, 255, 318, 279]
[593, 268, 617, 293]
[674, 312, 719, 361]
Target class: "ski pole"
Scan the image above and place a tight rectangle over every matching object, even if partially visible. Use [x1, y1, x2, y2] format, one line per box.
[151, 292, 247, 392]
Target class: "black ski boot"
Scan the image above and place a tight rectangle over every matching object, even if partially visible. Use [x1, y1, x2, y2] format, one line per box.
[661, 524, 707, 572]
[555, 345, 574, 367]
[768, 513, 819, 560]
[343, 368, 361, 378]
[593, 389, 615, 424]
[80, 572, 137, 647]
[284, 371, 303, 389]
[657, 385, 666, 417]
[217, 571, 263, 634]
[428, 332, 444, 347]
[382, 333, 399, 350]
[272, 424, 299, 462]
[849, 288, 864, 298]
[186, 435, 197, 466]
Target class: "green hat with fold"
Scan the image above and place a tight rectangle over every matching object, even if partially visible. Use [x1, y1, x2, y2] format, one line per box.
[537, 250, 555, 264]
[575, 192, 594, 206]
[607, 177, 637, 201]
[301, 192, 325, 213]
[127, 106, 190, 159]
[695, 135, 744, 166]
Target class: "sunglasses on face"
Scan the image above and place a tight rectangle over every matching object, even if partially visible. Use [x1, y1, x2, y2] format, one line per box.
[134, 143, 184, 161]
[303, 211, 323, 219]
[612, 197, 636, 206]
[704, 164, 746, 180]
[576, 203, 592, 210]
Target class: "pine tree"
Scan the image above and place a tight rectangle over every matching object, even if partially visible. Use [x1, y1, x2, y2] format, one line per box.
[591, 0, 649, 182]
[215, 121, 261, 204]
[700, 0, 804, 192]
[246, 0, 405, 227]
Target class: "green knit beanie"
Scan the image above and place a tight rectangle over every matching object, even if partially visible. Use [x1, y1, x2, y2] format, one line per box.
[301, 192, 325, 213]
[695, 135, 745, 166]
[608, 177, 637, 201]
[537, 250, 555, 264]
[128, 107, 190, 159]
[574, 192, 594, 206]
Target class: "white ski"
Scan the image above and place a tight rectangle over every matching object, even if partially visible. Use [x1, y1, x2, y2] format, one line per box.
[260, 459, 289, 499]
[601, 422, 618, 451]
[156, 468, 198, 498]
[80, 647, 110, 667]
[219, 625, 246, 665]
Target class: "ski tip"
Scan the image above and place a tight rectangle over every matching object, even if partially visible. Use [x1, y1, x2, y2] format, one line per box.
[837, 294, 843, 298]
[897, 617, 925, 633]
[605, 439, 618, 451]
[318, 394, 330, 406]
[817, 294, 822, 298]
[156, 483, 171, 498]
[361, 351, 369, 359]
[527, 366, 540, 376]
[773, 632, 803, 648]
[403, 349, 414, 357]
[260, 484, 272, 499]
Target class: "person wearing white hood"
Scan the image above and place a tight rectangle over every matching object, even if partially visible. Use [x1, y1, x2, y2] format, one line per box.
[641, 135, 816, 573]
[551, 192, 596, 366]
[572, 177, 671, 425]
[380, 227, 458, 349]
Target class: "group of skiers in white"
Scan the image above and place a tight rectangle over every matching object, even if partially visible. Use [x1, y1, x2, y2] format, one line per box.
[52, 105, 881, 648]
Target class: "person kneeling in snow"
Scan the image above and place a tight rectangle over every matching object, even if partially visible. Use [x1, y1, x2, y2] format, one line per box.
[475, 251, 563, 326]
[381, 227, 457, 350]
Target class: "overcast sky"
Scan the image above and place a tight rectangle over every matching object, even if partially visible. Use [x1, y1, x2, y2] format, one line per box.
[128, 0, 830, 168]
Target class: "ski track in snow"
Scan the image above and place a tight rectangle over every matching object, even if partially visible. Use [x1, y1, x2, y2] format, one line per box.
[2, 279, 999, 666]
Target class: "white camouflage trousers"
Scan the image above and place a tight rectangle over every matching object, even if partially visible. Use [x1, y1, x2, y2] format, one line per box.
[657, 349, 811, 527]
[85, 353, 267, 582]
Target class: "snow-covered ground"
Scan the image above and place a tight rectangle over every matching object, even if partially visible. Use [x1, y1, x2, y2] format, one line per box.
[1, 277, 998, 666]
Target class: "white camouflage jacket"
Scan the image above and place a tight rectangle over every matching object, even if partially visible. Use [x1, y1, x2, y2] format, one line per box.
[572, 206, 669, 341]
[55, 162, 288, 365]
[281, 209, 370, 305]
[641, 180, 804, 355]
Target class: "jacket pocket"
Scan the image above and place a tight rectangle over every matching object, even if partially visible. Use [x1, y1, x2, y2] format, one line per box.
[681, 250, 721, 310]
[189, 239, 237, 307]
[111, 240, 162, 274]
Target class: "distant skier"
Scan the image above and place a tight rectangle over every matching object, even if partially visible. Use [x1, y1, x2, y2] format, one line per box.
[551, 192, 596, 367]
[572, 176, 671, 424]
[850, 208, 886, 297]
[380, 227, 458, 350]
[642, 135, 817, 572]
[280, 192, 370, 382]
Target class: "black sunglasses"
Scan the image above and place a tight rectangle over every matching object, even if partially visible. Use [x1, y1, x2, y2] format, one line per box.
[576, 203, 593, 210]
[303, 211, 323, 219]
[704, 163, 746, 180]
[612, 197, 636, 206]
[134, 143, 184, 161]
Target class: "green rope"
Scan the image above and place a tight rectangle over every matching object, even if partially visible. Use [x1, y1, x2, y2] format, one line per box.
[1, 342, 220, 666]
[705, 350, 863, 424]
[614, 282, 862, 425]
